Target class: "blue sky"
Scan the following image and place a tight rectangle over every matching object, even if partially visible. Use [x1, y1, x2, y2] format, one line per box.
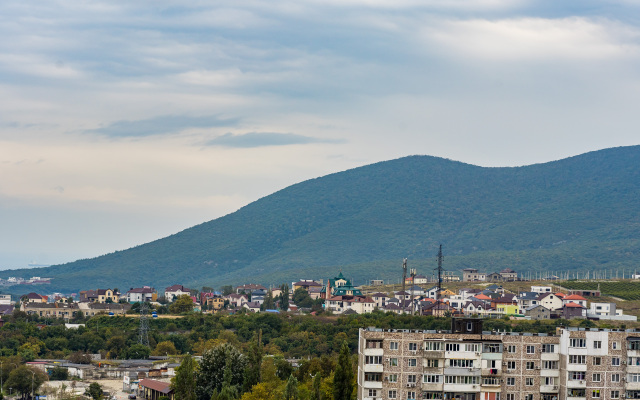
[1, 0, 639, 270]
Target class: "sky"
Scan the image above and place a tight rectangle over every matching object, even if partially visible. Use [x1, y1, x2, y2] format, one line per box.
[1, 0, 639, 270]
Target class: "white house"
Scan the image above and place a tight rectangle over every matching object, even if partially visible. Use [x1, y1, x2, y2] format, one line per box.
[531, 286, 553, 294]
[537, 293, 564, 311]
[164, 285, 191, 302]
[562, 294, 588, 308]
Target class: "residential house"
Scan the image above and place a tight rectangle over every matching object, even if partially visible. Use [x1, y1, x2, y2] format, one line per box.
[225, 293, 248, 308]
[236, 283, 268, 294]
[24, 292, 47, 303]
[562, 294, 588, 308]
[486, 272, 504, 282]
[586, 302, 637, 321]
[164, 285, 191, 302]
[537, 292, 564, 311]
[370, 293, 388, 309]
[395, 291, 411, 301]
[79, 289, 119, 304]
[325, 295, 375, 314]
[22, 302, 78, 318]
[462, 268, 486, 282]
[531, 286, 553, 294]
[462, 300, 488, 316]
[292, 280, 323, 292]
[126, 287, 156, 303]
[414, 275, 429, 284]
[0, 304, 14, 316]
[517, 292, 539, 314]
[203, 295, 225, 313]
[562, 302, 586, 319]
[0, 294, 11, 305]
[406, 285, 426, 297]
[499, 267, 518, 280]
[525, 304, 551, 320]
[423, 301, 454, 317]
[425, 286, 439, 300]
[243, 301, 261, 313]
[139, 379, 174, 400]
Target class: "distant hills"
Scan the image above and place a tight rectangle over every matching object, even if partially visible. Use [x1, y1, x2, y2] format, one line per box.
[2, 145, 640, 293]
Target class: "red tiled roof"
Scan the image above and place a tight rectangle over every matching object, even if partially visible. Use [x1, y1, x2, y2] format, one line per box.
[564, 294, 587, 301]
[564, 302, 585, 308]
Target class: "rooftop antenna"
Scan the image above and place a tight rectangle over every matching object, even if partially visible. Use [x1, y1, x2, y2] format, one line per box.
[434, 244, 444, 303]
[138, 302, 150, 347]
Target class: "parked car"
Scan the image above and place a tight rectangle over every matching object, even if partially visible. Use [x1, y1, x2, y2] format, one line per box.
[128, 395, 137, 399]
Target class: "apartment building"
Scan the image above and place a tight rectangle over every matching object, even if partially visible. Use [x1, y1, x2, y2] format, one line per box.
[358, 319, 640, 400]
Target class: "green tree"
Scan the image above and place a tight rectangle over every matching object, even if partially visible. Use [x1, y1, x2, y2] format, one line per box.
[312, 373, 322, 400]
[279, 285, 289, 311]
[292, 288, 312, 308]
[153, 340, 179, 356]
[261, 290, 275, 311]
[283, 374, 299, 400]
[106, 336, 126, 359]
[126, 344, 151, 359]
[85, 382, 104, 399]
[5, 365, 48, 399]
[171, 354, 197, 400]
[333, 342, 353, 400]
[50, 366, 69, 380]
[196, 343, 247, 400]
[211, 358, 239, 400]
[243, 331, 263, 392]
[170, 294, 195, 314]
[221, 285, 234, 296]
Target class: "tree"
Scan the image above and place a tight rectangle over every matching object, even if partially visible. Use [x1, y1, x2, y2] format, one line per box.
[171, 354, 197, 400]
[279, 284, 289, 311]
[170, 294, 195, 314]
[85, 382, 103, 399]
[68, 351, 93, 364]
[312, 373, 322, 400]
[153, 341, 179, 356]
[196, 343, 247, 400]
[261, 290, 275, 311]
[50, 366, 69, 380]
[283, 374, 299, 400]
[211, 358, 239, 400]
[243, 331, 263, 392]
[292, 288, 312, 308]
[5, 365, 48, 400]
[333, 342, 354, 400]
[221, 285, 234, 296]
[125, 344, 151, 359]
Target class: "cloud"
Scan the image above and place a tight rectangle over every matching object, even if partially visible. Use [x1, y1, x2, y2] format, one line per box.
[205, 132, 345, 148]
[84, 115, 240, 138]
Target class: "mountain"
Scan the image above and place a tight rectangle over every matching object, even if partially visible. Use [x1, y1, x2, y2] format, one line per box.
[2, 145, 640, 293]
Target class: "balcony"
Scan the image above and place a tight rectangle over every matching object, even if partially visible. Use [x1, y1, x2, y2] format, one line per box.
[541, 353, 560, 361]
[363, 364, 384, 373]
[540, 385, 559, 393]
[443, 383, 481, 392]
[362, 381, 383, 389]
[481, 368, 502, 376]
[422, 382, 444, 392]
[627, 382, 640, 391]
[567, 380, 587, 389]
[540, 369, 560, 377]
[363, 348, 384, 357]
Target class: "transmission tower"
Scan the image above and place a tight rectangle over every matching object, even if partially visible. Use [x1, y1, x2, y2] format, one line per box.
[434, 244, 444, 303]
[138, 303, 150, 347]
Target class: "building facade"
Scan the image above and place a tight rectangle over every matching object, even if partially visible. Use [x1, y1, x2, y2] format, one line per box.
[358, 321, 640, 400]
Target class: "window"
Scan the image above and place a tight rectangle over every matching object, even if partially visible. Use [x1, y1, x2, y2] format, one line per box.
[611, 391, 620, 399]
[593, 357, 601, 366]
[365, 373, 382, 382]
[569, 355, 586, 364]
[368, 389, 378, 397]
[423, 374, 441, 383]
[594, 341, 602, 349]
[388, 390, 397, 399]
[407, 392, 416, 400]
[388, 374, 397, 383]
[612, 374, 620, 383]
[507, 345, 517, 353]
[408, 359, 417, 367]
[543, 361, 558, 369]
[526, 362, 535, 370]
[526, 345, 535, 354]
[612, 357, 621, 366]
[365, 356, 382, 364]
[446, 343, 460, 352]
[426, 359, 439, 368]
[389, 358, 398, 366]
[570, 338, 586, 348]
[366, 340, 383, 349]
[449, 359, 474, 368]
[629, 341, 640, 350]
[465, 343, 480, 352]
[542, 344, 555, 353]
[593, 373, 601, 382]
[425, 341, 443, 351]
[507, 361, 516, 370]
[526, 378, 534, 386]
[545, 377, 558, 386]
[389, 341, 398, 350]
[484, 343, 501, 353]
[570, 372, 586, 380]
[613, 342, 620, 350]
[409, 342, 418, 351]
[507, 394, 515, 400]
[592, 390, 601, 399]
[629, 374, 640, 383]
[507, 377, 515, 386]
[407, 375, 417, 383]
[444, 376, 479, 384]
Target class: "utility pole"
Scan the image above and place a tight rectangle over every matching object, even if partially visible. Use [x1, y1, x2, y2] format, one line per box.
[402, 258, 407, 312]
[434, 245, 444, 304]
[410, 267, 417, 315]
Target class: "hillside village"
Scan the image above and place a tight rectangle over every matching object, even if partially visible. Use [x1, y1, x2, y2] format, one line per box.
[1, 267, 636, 325]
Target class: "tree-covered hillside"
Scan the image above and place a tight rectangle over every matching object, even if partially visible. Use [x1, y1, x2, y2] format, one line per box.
[2, 145, 640, 292]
